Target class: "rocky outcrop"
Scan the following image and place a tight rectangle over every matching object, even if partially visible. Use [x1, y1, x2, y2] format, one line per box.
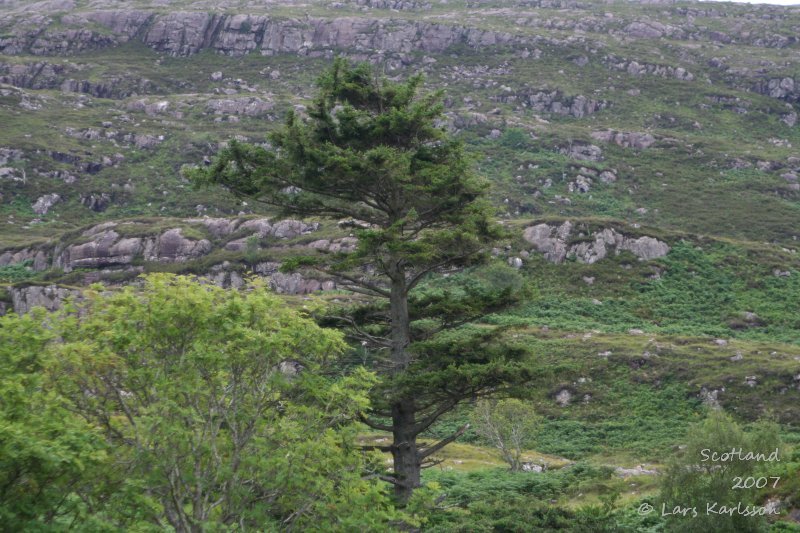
[0, 61, 68, 89]
[143, 228, 212, 263]
[591, 130, 656, 150]
[621, 20, 686, 40]
[522, 221, 670, 264]
[493, 89, 608, 118]
[753, 77, 798, 103]
[0, 248, 49, 271]
[2, 260, 337, 316]
[215, 260, 336, 294]
[0, 148, 23, 166]
[0, 60, 156, 98]
[0, 11, 536, 58]
[206, 97, 274, 116]
[8, 284, 82, 315]
[605, 57, 694, 81]
[563, 143, 603, 162]
[331, 0, 432, 10]
[58, 229, 145, 271]
[46, 218, 323, 272]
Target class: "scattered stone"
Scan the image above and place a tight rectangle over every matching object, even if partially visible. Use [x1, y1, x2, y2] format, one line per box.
[80, 193, 111, 212]
[591, 130, 656, 149]
[555, 389, 572, 407]
[599, 170, 617, 183]
[700, 387, 722, 409]
[508, 256, 523, 269]
[614, 464, 658, 477]
[521, 463, 546, 473]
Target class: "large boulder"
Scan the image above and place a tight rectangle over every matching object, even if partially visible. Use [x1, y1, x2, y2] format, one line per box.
[60, 230, 143, 271]
[143, 228, 212, 263]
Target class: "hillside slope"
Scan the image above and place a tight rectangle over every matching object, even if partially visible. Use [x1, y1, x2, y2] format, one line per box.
[1, 0, 799, 527]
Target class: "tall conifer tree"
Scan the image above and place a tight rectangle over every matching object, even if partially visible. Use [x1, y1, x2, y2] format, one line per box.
[189, 59, 530, 503]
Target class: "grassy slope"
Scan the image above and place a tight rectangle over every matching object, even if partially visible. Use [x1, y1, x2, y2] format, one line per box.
[1, 0, 799, 526]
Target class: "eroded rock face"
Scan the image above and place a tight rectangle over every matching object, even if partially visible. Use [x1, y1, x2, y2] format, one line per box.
[493, 89, 608, 118]
[522, 221, 670, 264]
[58, 230, 143, 271]
[0, 248, 49, 270]
[1, 11, 523, 57]
[9, 285, 82, 315]
[53, 226, 213, 271]
[143, 228, 212, 263]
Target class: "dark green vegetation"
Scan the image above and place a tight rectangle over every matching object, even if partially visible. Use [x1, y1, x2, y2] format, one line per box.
[1, 0, 799, 530]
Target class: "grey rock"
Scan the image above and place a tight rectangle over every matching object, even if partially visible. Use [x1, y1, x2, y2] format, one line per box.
[607, 56, 694, 81]
[10, 284, 82, 315]
[307, 237, 358, 253]
[508, 256, 523, 269]
[699, 387, 722, 409]
[270, 219, 318, 239]
[495, 88, 607, 118]
[591, 130, 656, 149]
[59, 230, 143, 271]
[599, 170, 617, 183]
[144, 228, 212, 263]
[565, 143, 603, 162]
[80, 193, 111, 212]
[206, 97, 274, 116]
[0, 248, 49, 271]
[614, 464, 658, 477]
[31, 193, 60, 215]
[0, 147, 23, 165]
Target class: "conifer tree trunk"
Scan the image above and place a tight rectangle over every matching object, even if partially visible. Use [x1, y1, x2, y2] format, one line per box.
[388, 263, 419, 504]
[391, 398, 419, 504]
